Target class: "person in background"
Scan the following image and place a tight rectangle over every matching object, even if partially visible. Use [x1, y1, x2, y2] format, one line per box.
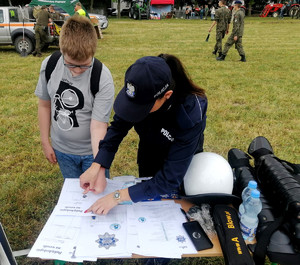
[200, 5, 204, 19]
[210, 5, 216, 20]
[204, 4, 209, 19]
[279, 2, 288, 19]
[75, 2, 86, 16]
[32, 5, 52, 57]
[217, 0, 246, 62]
[208, 0, 231, 57]
[35, 15, 114, 179]
[48, 5, 65, 20]
[185, 6, 191, 19]
[80, 54, 207, 215]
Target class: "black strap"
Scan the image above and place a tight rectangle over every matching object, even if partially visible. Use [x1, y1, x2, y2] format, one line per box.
[253, 216, 284, 265]
[280, 159, 300, 175]
[45, 51, 61, 83]
[90, 58, 102, 97]
[45, 51, 102, 97]
[213, 205, 254, 265]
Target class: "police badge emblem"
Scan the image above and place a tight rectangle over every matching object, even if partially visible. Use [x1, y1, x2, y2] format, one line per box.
[110, 223, 121, 231]
[95, 232, 119, 249]
[176, 235, 186, 243]
[126, 82, 136, 98]
[138, 217, 146, 223]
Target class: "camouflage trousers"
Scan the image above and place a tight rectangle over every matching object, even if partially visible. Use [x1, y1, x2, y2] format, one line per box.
[34, 25, 48, 54]
[214, 30, 226, 53]
[222, 34, 245, 56]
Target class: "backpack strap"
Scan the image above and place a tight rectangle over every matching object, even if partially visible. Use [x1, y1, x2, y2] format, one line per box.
[90, 58, 102, 98]
[45, 51, 62, 83]
[45, 51, 102, 98]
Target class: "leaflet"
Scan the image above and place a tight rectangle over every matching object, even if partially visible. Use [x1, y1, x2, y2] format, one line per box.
[56, 178, 124, 216]
[29, 177, 199, 262]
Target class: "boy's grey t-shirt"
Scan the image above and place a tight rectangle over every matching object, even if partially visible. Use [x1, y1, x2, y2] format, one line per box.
[35, 56, 115, 155]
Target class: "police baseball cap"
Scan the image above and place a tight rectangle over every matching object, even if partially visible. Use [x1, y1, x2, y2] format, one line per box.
[113, 56, 172, 123]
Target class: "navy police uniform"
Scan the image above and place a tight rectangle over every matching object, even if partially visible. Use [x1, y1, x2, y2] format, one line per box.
[94, 91, 207, 203]
[94, 56, 207, 203]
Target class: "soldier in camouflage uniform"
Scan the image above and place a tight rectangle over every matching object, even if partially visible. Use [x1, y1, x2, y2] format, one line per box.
[208, 0, 231, 57]
[32, 6, 52, 57]
[49, 5, 65, 21]
[217, 1, 246, 62]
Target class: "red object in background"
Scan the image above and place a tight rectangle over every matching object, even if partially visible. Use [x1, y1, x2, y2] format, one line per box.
[260, 3, 300, 17]
[260, 3, 283, 17]
[151, 0, 174, 5]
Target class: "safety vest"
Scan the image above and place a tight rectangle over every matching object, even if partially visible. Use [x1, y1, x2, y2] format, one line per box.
[9, 9, 15, 18]
[76, 8, 86, 16]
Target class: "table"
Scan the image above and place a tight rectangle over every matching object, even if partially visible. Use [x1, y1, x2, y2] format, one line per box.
[132, 199, 223, 259]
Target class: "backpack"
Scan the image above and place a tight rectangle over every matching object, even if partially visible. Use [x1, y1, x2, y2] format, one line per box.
[45, 51, 102, 98]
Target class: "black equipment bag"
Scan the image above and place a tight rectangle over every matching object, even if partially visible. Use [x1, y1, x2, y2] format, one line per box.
[213, 205, 254, 265]
[228, 136, 300, 265]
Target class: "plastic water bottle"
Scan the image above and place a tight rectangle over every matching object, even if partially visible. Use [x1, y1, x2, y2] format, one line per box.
[240, 189, 262, 241]
[238, 180, 257, 218]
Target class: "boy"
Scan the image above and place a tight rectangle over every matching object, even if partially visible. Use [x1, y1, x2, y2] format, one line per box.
[35, 15, 114, 179]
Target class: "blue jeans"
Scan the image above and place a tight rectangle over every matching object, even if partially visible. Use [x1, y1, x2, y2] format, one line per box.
[54, 149, 109, 179]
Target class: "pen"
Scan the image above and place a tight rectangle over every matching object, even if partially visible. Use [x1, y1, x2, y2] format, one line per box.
[180, 208, 190, 222]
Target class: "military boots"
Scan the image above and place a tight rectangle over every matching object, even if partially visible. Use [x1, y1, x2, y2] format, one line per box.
[216, 54, 226, 61]
[240, 55, 246, 62]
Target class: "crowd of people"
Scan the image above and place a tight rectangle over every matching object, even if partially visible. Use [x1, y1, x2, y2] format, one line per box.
[185, 4, 211, 19]
[184, 0, 244, 20]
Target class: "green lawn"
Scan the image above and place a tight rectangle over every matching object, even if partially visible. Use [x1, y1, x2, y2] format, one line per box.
[0, 17, 299, 265]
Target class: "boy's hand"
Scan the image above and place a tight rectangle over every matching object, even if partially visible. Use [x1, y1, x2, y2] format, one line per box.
[80, 162, 101, 193]
[42, 142, 57, 164]
[93, 168, 107, 194]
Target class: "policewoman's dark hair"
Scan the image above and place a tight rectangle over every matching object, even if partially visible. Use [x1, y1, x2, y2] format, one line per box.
[158, 54, 206, 99]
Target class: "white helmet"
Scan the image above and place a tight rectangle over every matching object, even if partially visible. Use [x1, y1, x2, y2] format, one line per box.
[183, 152, 233, 196]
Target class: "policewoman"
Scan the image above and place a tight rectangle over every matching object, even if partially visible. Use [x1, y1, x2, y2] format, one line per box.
[80, 54, 208, 215]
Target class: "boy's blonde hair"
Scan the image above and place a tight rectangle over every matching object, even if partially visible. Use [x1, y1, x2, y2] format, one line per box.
[60, 15, 97, 61]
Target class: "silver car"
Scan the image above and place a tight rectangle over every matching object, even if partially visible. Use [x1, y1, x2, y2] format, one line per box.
[53, 6, 109, 30]
[90, 13, 108, 30]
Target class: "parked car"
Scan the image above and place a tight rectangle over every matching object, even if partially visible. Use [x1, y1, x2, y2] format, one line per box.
[93, 14, 108, 30]
[107, 7, 130, 17]
[53, 6, 108, 30]
[0, 6, 59, 54]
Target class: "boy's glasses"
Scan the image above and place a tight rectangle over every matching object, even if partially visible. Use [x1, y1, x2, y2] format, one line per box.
[63, 56, 93, 69]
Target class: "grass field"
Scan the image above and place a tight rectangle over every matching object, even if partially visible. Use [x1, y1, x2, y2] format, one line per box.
[0, 16, 299, 265]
